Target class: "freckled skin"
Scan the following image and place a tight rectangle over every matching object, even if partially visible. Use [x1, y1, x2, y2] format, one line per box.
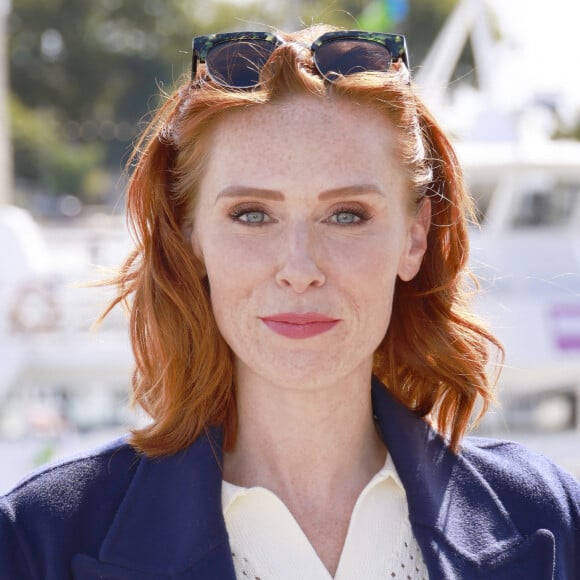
[191, 94, 429, 392]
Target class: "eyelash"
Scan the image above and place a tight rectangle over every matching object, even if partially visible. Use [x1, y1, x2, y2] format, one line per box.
[229, 203, 271, 225]
[228, 203, 372, 226]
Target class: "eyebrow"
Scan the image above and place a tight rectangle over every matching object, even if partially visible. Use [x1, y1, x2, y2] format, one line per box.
[215, 184, 385, 203]
[216, 186, 284, 202]
[318, 184, 385, 200]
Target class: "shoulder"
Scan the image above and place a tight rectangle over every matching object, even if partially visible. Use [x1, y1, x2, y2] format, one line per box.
[1, 435, 139, 513]
[460, 435, 579, 490]
[460, 436, 580, 530]
[0, 436, 142, 577]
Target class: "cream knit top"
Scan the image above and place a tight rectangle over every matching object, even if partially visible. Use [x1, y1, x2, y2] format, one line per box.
[222, 453, 429, 579]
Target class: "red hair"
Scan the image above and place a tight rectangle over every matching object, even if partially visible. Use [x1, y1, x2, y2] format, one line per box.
[102, 25, 502, 456]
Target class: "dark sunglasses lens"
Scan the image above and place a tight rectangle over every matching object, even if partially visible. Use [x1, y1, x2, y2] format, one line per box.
[314, 39, 392, 80]
[206, 39, 277, 88]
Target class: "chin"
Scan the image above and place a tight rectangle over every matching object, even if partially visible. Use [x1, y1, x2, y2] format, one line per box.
[239, 351, 373, 391]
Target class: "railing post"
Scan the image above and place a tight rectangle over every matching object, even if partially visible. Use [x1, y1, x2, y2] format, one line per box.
[0, 0, 13, 207]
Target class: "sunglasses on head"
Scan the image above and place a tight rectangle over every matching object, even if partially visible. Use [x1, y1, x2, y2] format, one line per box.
[191, 30, 409, 89]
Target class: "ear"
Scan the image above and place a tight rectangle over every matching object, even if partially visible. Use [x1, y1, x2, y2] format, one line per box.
[397, 197, 431, 282]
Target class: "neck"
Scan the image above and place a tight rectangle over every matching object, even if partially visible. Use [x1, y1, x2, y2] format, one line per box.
[223, 367, 386, 505]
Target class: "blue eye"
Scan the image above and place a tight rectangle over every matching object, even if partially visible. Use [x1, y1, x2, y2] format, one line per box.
[240, 211, 267, 223]
[333, 211, 360, 224]
[230, 206, 271, 225]
[328, 206, 371, 225]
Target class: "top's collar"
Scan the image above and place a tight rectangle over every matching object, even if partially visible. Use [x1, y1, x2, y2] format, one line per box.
[222, 448, 404, 514]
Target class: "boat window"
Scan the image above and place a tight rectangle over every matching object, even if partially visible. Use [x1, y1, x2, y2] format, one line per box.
[477, 389, 578, 435]
[511, 183, 580, 228]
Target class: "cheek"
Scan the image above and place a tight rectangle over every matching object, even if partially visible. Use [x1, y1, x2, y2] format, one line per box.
[202, 235, 273, 284]
[200, 238, 268, 322]
[204, 274, 249, 351]
[328, 231, 403, 285]
[334, 236, 401, 326]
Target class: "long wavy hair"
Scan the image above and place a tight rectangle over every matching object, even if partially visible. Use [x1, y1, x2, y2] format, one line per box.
[102, 24, 503, 456]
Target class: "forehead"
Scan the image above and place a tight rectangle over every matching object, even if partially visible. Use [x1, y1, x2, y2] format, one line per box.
[199, 95, 404, 195]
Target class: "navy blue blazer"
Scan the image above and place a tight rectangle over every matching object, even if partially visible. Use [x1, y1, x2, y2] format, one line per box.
[1, 378, 579, 579]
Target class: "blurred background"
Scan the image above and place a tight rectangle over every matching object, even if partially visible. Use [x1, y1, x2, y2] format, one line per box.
[1, 0, 579, 492]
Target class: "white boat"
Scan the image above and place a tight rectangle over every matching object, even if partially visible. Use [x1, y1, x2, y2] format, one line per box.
[418, 0, 580, 476]
[0, 209, 137, 492]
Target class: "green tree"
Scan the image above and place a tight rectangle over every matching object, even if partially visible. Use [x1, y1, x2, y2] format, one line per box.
[10, 96, 104, 199]
[9, 1, 272, 175]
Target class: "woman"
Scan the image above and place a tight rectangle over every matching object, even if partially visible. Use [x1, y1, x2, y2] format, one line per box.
[1, 25, 578, 579]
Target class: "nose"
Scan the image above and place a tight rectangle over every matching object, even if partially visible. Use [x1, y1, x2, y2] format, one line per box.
[275, 222, 326, 293]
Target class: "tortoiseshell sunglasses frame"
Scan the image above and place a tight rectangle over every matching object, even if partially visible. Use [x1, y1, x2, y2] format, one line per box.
[191, 30, 409, 88]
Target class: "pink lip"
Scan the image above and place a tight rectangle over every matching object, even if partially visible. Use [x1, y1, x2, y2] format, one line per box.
[260, 312, 340, 339]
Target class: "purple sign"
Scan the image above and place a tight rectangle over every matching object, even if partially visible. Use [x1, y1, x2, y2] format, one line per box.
[551, 304, 580, 351]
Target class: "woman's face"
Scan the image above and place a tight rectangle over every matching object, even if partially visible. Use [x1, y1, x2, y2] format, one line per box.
[191, 95, 429, 391]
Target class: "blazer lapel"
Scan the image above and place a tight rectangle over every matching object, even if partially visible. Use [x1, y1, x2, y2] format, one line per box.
[371, 376, 555, 578]
[72, 426, 236, 579]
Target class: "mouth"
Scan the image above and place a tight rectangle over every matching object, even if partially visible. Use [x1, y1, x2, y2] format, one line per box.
[260, 312, 340, 339]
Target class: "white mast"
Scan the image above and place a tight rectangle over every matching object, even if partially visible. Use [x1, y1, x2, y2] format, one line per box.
[415, 0, 495, 111]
